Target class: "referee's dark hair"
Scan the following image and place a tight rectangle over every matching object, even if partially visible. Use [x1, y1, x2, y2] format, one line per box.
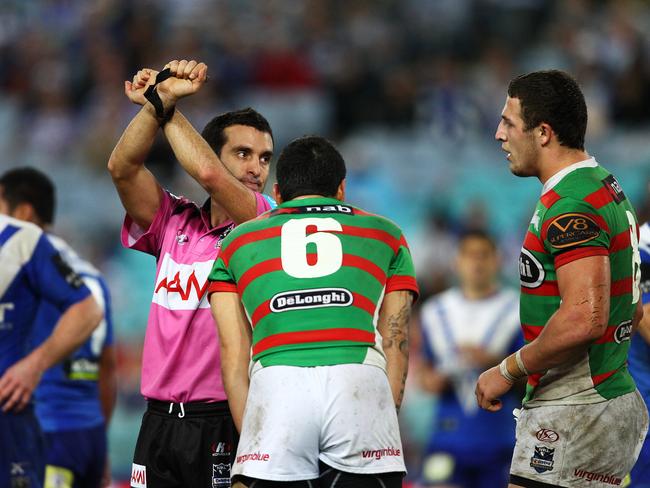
[201, 107, 273, 157]
[508, 70, 587, 151]
[0, 167, 55, 225]
[276, 136, 347, 201]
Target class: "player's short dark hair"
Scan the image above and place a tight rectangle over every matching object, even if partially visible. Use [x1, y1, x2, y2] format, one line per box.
[0, 167, 55, 224]
[458, 229, 497, 252]
[508, 70, 587, 150]
[276, 136, 346, 201]
[201, 107, 273, 156]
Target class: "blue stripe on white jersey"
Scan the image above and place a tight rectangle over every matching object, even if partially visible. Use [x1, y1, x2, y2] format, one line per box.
[0, 215, 91, 378]
[32, 234, 114, 431]
[0, 224, 20, 246]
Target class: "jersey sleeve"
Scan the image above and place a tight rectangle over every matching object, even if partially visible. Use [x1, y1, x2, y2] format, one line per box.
[121, 190, 179, 257]
[541, 197, 611, 269]
[640, 224, 650, 305]
[385, 233, 420, 299]
[25, 234, 91, 312]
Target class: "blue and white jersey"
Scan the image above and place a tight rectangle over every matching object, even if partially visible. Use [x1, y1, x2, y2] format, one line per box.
[0, 215, 90, 379]
[629, 222, 650, 403]
[419, 287, 523, 460]
[31, 235, 114, 432]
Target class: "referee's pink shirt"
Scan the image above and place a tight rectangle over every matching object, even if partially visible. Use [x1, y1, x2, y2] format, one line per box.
[122, 190, 274, 403]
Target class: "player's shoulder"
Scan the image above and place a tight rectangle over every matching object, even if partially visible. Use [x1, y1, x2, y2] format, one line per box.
[0, 214, 46, 256]
[553, 164, 625, 206]
[46, 234, 100, 277]
[0, 213, 42, 237]
[219, 214, 271, 248]
[350, 204, 405, 236]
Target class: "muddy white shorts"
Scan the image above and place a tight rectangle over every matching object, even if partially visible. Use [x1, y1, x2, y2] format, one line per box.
[232, 363, 406, 482]
[510, 390, 648, 488]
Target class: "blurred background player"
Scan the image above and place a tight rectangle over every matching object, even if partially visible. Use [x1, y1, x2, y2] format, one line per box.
[477, 70, 647, 488]
[209, 135, 419, 487]
[418, 230, 521, 488]
[0, 195, 102, 487]
[0, 167, 117, 488]
[628, 218, 650, 487]
[108, 59, 275, 487]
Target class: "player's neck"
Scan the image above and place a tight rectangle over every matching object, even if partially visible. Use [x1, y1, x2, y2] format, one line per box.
[538, 148, 591, 185]
[292, 194, 328, 200]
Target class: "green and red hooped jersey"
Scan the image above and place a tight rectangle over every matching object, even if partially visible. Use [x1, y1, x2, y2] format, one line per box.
[519, 159, 641, 406]
[208, 197, 419, 369]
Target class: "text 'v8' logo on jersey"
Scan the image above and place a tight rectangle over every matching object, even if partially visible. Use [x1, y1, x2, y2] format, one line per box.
[547, 213, 600, 249]
[520, 248, 545, 288]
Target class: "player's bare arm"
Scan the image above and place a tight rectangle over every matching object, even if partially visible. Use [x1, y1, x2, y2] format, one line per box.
[377, 290, 414, 412]
[107, 68, 164, 230]
[0, 294, 102, 412]
[518, 255, 610, 371]
[210, 291, 252, 432]
[156, 60, 261, 225]
[476, 255, 610, 411]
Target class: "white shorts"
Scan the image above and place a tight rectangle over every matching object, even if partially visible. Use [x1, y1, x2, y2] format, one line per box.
[510, 390, 648, 487]
[232, 363, 406, 482]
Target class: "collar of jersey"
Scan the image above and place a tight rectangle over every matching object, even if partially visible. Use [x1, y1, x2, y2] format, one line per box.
[279, 196, 342, 207]
[541, 157, 597, 195]
[200, 197, 234, 232]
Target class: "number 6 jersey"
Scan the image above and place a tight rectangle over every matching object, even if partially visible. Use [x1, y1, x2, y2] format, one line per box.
[519, 158, 641, 406]
[208, 197, 419, 370]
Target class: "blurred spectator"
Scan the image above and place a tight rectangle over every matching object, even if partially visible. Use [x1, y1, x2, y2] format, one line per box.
[410, 208, 458, 297]
[417, 231, 522, 488]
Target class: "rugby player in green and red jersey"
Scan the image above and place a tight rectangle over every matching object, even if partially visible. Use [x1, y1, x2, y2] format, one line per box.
[208, 136, 419, 488]
[476, 70, 648, 488]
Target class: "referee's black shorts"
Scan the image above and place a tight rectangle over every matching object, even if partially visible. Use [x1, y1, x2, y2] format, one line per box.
[132, 400, 238, 488]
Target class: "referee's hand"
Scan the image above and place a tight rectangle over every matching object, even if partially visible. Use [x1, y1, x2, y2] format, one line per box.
[125, 68, 159, 106]
[156, 59, 208, 104]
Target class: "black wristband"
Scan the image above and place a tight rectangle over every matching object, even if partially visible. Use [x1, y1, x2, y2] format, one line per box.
[143, 68, 176, 125]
